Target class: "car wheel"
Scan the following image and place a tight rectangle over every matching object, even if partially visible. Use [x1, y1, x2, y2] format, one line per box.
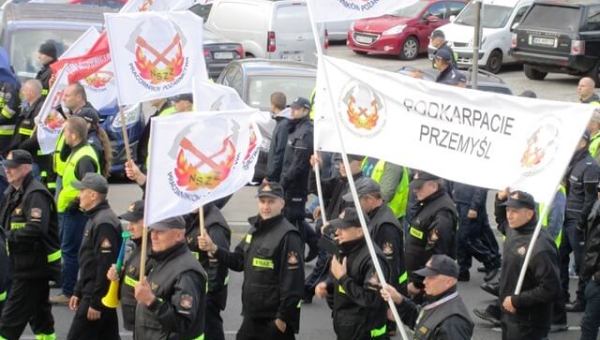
[524, 64, 547, 80]
[485, 49, 503, 74]
[400, 36, 419, 60]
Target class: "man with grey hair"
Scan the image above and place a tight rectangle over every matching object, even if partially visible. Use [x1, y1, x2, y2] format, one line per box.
[404, 171, 458, 303]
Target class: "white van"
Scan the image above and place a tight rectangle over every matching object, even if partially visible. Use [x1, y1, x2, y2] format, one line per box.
[431, 0, 532, 73]
[205, 0, 326, 65]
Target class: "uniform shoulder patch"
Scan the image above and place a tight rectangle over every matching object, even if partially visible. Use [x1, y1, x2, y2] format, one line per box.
[30, 208, 42, 219]
[101, 238, 112, 249]
[287, 251, 299, 267]
[517, 245, 526, 256]
[419, 326, 429, 334]
[382, 242, 394, 256]
[180, 294, 193, 309]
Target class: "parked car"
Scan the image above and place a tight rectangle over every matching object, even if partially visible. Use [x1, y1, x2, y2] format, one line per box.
[397, 65, 514, 94]
[347, 0, 466, 60]
[205, 0, 327, 65]
[511, 0, 600, 85]
[1, 3, 145, 175]
[326, 19, 353, 42]
[429, 0, 532, 74]
[216, 59, 316, 182]
[203, 28, 245, 79]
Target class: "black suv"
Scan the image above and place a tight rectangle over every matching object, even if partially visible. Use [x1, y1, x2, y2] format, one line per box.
[510, 0, 600, 85]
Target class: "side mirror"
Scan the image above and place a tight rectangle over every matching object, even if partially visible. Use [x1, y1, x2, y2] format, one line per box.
[511, 22, 519, 31]
[427, 15, 440, 22]
[449, 15, 456, 23]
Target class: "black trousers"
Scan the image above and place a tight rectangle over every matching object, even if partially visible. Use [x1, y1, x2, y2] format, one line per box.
[501, 314, 549, 340]
[206, 299, 225, 340]
[0, 279, 55, 340]
[66, 296, 120, 340]
[236, 318, 294, 340]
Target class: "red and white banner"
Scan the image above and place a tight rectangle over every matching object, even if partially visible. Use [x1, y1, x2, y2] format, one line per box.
[315, 56, 592, 204]
[36, 68, 69, 154]
[105, 11, 208, 105]
[145, 109, 261, 225]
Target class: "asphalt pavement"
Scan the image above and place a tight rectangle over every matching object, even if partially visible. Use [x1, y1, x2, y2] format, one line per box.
[22, 44, 586, 339]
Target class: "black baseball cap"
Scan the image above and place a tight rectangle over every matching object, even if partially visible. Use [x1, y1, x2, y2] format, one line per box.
[149, 216, 186, 231]
[290, 97, 311, 110]
[119, 200, 144, 221]
[329, 207, 369, 229]
[343, 177, 381, 202]
[72, 173, 108, 194]
[256, 181, 284, 199]
[414, 254, 459, 278]
[502, 190, 536, 210]
[170, 93, 193, 103]
[434, 49, 452, 62]
[1, 149, 33, 168]
[75, 110, 99, 125]
[410, 171, 440, 190]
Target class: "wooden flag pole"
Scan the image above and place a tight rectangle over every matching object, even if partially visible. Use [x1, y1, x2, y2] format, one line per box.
[139, 225, 148, 282]
[119, 106, 132, 161]
[199, 205, 206, 237]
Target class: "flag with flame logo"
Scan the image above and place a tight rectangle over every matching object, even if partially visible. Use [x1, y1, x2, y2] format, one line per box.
[315, 56, 592, 204]
[307, 0, 413, 23]
[145, 109, 262, 226]
[36, 68, 69, 154]
[105, 11, 207, 105]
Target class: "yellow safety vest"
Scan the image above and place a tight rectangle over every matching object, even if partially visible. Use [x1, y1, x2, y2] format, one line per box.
[56, 145, 100, 212]
[53, 131, 67, 176]
[537, 185, 566, 248]
[589, 132, 600, 160]
[361, 159, 410, 219]
[309, 88, 316, 121]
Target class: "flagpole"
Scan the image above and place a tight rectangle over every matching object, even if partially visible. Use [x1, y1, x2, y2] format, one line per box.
[118, 105, 132, 161]
[306, 2, 408, 339]
[140, 117, 158, 282]
[199, 205, 206, 237]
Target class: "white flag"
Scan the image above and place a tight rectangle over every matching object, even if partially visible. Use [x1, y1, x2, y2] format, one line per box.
[36, 69, 69, 155]
[145, 109, 262, 226]
[315, 56, 592, 204]
[105, 11, 208, 105]
[307, 0, 412, 23]
[193, 80, 250, 112]
[78, 62, 118, 112]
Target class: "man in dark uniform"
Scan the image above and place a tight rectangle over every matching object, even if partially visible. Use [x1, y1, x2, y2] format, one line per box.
[434, 50, 467, 87]
[134, 216, 207, 340]
[280, 97, 316, 250]
[66, 173, 122, 340]
[405, 171, 457, 302]
[381, 254, 474, 340]
[495, 189, 560, 340]
[0, 53, 20, 156]
[562, 133, 600, 313]
[185, 203, 231, 340]
[579, 198, 600, 340]
[430, 30, 457, 68]
[314, 207, 390, 340]
[198, 181, 304, 340]
[106, 199, 145, 331]
[35, 41, 57, 98]
[0, 150, 60, 340]
[10, 79, 55, 193]
[264, 91, 289, 183]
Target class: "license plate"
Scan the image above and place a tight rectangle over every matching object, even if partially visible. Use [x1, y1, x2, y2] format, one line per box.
[531, 36, 556, 47]
[213, 52, 234, 59]
[355, 35, 373, 44]
[282, 53, 303, 61]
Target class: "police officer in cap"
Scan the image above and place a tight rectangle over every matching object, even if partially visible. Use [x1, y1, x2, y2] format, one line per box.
[315, 207, 390, 340]
[381, 254, 474, 340]
[198, 181, 304, 340]
[134, 216, 207, 340]
[186, 203, 231, 340]
[495, 189, 560, 340]
[430, 30, 456, 68]
[0, 149, 60, 340]
[405, 171, 458, 301]
[106, 199, 146, 332]
[434, 50, 466, 87]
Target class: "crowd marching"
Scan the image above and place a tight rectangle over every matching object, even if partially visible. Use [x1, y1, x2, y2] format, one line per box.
[0, 26, 598, 340]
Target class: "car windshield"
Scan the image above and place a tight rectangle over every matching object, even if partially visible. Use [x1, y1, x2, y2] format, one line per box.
[386, 1, 429, 17]
[455, 3, 513, 28]
[247, 76, 315, 111]
[10, 29, 85, 79]
[519, 4, 580, 31]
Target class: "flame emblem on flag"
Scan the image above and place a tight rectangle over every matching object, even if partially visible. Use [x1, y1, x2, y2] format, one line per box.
[520, 115, 560, 176]
[339, 81, 386, 137]
[84, 71, 113, 89]
[243, 125, 258, 162]
[139, 0, 153, 11]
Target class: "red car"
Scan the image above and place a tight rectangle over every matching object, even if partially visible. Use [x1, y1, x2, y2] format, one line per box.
[347, 0, 467, 60]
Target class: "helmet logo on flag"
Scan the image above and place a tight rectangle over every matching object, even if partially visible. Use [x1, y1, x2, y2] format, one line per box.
[520, 115, 560, 177]
[41, 88, 66, 133]
[167, 118, 239, 201]
[127, 20, 189, 87]
[339, 81, 386, 137]
[83, 71, 113, 90]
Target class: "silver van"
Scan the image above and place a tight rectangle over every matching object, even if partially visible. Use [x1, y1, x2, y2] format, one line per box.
[205, 0, 327, 65]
